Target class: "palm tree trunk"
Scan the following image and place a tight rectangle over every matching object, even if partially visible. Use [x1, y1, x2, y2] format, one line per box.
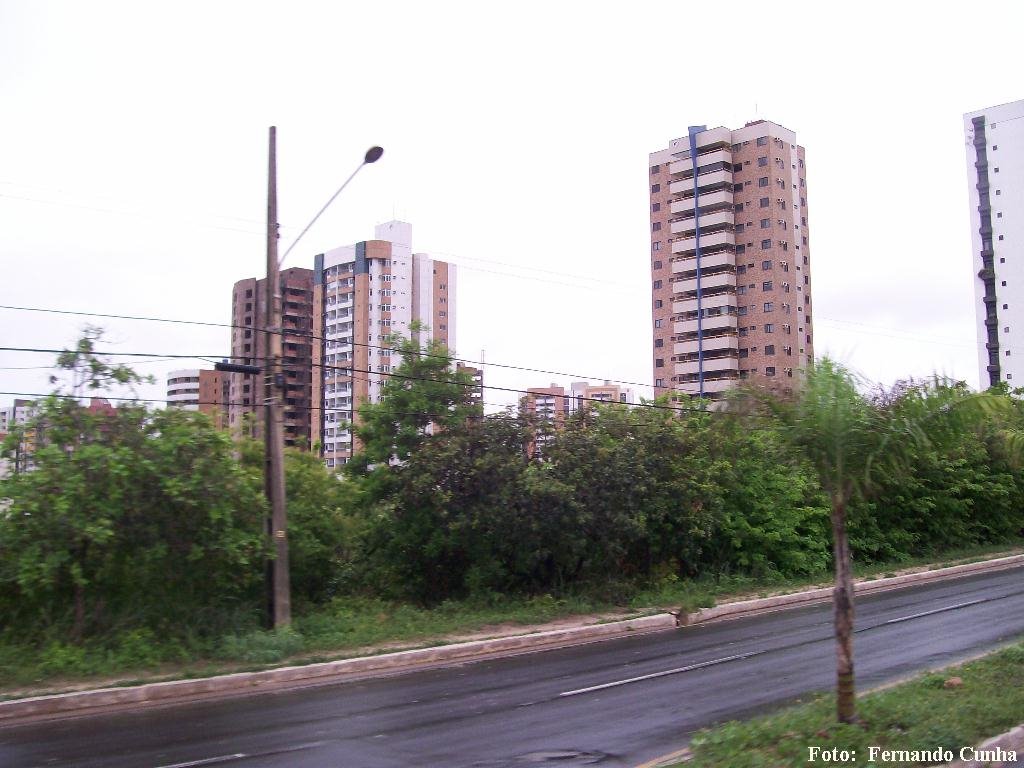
[831, 493, 856, 723]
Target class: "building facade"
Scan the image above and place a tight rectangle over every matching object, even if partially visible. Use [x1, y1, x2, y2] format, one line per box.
[964, 99, 1024, 389]
[312, 221, 457, 469]
[649, 120, 814, 400]
[228, 267, 315, 448]
[166, 368, 228, 428]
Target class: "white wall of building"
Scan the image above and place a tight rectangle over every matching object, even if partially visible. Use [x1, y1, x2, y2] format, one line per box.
[965, 100, 1024, 388]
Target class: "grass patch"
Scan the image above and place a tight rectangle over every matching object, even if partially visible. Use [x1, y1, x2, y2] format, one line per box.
[674, 642, 1024, 767]
[0, 541, 1020, 696]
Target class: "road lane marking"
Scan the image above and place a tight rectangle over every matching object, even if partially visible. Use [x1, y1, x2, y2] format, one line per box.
[558, 651, 765, 698]
[154, 755, 247, 768]
[883, 597, 989, 626]
[153, 741, 327, 768]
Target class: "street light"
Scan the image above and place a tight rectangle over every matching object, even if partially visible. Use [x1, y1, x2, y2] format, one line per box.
[278, 145, 385, 268]
[263, 129, 383, 628]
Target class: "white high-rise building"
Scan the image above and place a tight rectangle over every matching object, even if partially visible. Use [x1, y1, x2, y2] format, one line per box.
[964, 99, 1024, 389]
[312, 221, 457, 468]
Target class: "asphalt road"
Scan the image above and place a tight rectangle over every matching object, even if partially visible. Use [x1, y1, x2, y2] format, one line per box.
[3, 568, 1024, 768]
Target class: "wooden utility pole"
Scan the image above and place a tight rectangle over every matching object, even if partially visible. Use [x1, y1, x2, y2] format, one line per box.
[265, 126, 291, 628]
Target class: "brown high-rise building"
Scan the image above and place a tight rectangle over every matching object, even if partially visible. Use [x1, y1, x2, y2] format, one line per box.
[166, 368, 228, 428]
[649, 120, 813, 400]
[228, 267, 315, 448]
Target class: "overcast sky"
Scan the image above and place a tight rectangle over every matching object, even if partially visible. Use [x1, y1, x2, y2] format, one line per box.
[2, 0, 1022, 412]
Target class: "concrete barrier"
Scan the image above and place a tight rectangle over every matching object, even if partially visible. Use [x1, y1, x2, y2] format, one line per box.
[0, 613, 677, 724]
[682, 554, 1024, 626]
[4, 553, 1022, 725]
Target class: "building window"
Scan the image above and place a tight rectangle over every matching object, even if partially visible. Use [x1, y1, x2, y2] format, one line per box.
[764, 302, 774, 312]
[655, 378, 664, 387]
[758, 156, 768, 167]
[734, 183, 743, 192]
[736, 244, 746, 255]
[739, 327, 748, 337]
[655, 338, 664, 348]
[765, 345, 775, 355]
[765, 366, 776, 377]
[652, 222, 661, 232]
[763, 281, 773, 291]
[654, 319, 663, 328]
[653, 260, 663, 269]
[652, 202, 661, 212]
[651, 183, 660, 193]
[737, 265, 747, 275]
[761, 218, 770, 228]
[738, 306, 748, 316]
[735, 203, 744, 212]
[654, 299, 663, 308]
[653, 280, 662, 289]
[759, 197, 769, 208]
[656, 358, 664, 368]
[757, 136, 768, 146]
[758, 177, 769, 187]
[764, 323, 774, 333]
[651, 165, 660, 174]
[737, 286, 747, 295]
[653, 241, 661, 252]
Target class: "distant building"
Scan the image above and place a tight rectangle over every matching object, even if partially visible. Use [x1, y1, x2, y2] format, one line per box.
[312, 221, 457, 469]
[964, 99, 1024, 389]
[569, 381, 635, 412]
[166, 369, 228, 428]
[649, 119, 814, 400]
[0, 399, 37, 473]
[457, 364, 484, 409]
[228, 267, 315, 448]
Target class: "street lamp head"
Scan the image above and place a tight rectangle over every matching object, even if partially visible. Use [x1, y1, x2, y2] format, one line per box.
[364, 146, 384, 164]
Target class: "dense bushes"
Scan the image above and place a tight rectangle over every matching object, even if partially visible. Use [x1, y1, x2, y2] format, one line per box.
[2, 334, 1024, 648]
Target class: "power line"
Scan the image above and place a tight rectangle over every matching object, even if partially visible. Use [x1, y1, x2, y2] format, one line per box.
[0, 346, 715, 416]
[0, 304, 670, 396]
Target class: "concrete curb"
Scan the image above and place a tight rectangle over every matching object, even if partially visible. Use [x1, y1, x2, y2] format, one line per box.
[681, 554, 1024, 626]
[3, 553, 1022, 727]
[0, 613, 675, 725]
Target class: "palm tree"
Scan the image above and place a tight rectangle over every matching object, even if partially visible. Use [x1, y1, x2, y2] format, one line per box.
[743, 358, 1006, 723]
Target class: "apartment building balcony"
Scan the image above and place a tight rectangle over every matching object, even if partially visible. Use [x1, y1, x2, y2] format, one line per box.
[672, 250, 733, 272]
[674, 270, 735, 294]
[670, 209, 733, 236]
[675, 312, 737, 336]
[675, 332, 738, 355]
[672, 229, 735, 256]
[674, 355, 739, 377]
[670, 189, 732, 216]
[700, 375, 741, 394]
[670, 169, 732, 196]
[669, 148, 732, 177]
[674, 289, 734, 314]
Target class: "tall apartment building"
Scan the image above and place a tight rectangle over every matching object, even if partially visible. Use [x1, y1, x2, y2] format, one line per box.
[312, 221, 457, 469]
[649, 120, 814, 400]
[228, 267, 315, 448]
[166, 368, 229, 428]
[964, 99, 1024, 389]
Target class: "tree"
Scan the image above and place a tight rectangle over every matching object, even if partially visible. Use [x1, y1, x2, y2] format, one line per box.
[0, 332, 267, 642]
[347, 327, 482, 475]
[742, 359, 1006, 723]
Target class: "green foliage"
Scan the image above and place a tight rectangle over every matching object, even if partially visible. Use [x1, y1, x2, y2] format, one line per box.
[682, 641, 1024, 768]
[347, 327, 482, 473]
[0, 403, 267, 641]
